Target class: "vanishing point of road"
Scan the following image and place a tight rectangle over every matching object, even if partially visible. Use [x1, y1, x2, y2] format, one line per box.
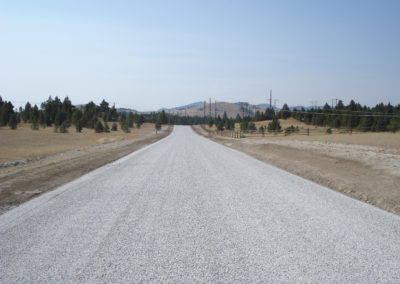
[1, 126, 400, 283]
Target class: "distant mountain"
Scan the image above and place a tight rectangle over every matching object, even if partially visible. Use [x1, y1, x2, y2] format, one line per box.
[160, 101, 204, 111]
[289, 105, 323, 110]
[162, 101, 267, 118]
[117, 107, 138, 113]
[255, 103, 279, 110]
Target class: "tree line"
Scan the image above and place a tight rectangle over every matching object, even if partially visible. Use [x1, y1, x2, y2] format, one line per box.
[281, 100, 400, 132]
[206, 100, 400, 133]
[0, 96, 148, 133]
[2, 96, 399, 133]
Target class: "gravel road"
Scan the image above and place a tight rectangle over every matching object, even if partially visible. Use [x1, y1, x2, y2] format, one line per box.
[1, 126, 400, 283]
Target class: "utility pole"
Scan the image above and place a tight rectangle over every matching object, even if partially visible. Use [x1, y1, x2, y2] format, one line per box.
[209, 98, 211, 118]
[203, 101, 206, 119]
[215, 100, 217, 118]
[331, 98, 339, 109]
[269, 89, 272, 110]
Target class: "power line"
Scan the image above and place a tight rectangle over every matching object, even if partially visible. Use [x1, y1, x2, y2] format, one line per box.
[281, 109, 400, 118]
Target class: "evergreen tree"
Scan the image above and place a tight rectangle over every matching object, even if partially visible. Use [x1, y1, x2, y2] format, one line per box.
[111, 122, 118, 131]
[59, 121, 68, 133]
[267, 118, 282, 132]
[8, 113, 18, 129]
[208, 118, 214, 127]
[235, 114, 242, 122]
[159, 110, 168, 124]
[216, 120, 224, 131]
[265, 108, 275, 120]
[127, 112, 134, 128]
[75, 119, 83, 132]
[155, 120, 162, 132]
[121, 121, 130, 133]
[248, 122, 257, 131]
[388, 118, 400, 132]
[278, 103, 291, 119]
[135, 114, 144, 128]
[0, 101, 14, 126]
[94, 120, 104, 133]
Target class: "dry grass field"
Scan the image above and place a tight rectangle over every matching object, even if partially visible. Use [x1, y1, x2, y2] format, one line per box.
[0, 123, 156, 163]
[0, 124, 172, 214]
[250, 117, 328, 130]
[206, 118, 400, 148]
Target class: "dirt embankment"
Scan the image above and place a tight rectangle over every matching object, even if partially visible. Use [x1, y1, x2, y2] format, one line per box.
[0, 126, 172, 214]
[193, 125, 400, 215]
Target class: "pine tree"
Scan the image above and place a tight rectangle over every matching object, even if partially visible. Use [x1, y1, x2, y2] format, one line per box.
[8, 113, 18, 129]
[208, 118, 214, 127]
[278, 103, 291, 119]
[59, 121, 68, 133]
[121, 121, 130, 133]
[248, 122, 257, 131]
[267, 118, 282, 133]
[94, 120, 104, 133]
[135, 114, 144, 128]
[155, 120, 162, 133]
[75, 119, 83, 132]
[127, 112, 134, 128]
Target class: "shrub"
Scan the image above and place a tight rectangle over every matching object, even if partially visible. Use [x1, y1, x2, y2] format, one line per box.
[59, 121, 68, 133]
[267, 118, 282, 133]
[248, 122, 257, 131]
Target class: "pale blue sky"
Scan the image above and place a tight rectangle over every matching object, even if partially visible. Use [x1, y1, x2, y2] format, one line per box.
[1, 0, 399, 110]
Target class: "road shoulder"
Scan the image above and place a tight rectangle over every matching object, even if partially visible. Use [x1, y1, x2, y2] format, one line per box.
[192, 125, 400, 215]
[0, 126, 173, 214]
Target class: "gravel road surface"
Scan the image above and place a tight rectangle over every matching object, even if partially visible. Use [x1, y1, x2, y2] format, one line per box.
[1, 126, 400, 283]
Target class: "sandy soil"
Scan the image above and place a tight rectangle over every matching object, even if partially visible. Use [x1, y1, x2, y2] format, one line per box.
[0, 125, 172, 214]
[193, 125, 400, 215]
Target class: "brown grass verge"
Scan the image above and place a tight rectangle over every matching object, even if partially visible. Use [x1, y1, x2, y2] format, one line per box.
[0, 125, 173, 214]
[193, 125, 400, 215]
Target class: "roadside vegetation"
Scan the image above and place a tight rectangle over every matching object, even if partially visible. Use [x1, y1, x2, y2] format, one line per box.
[206, 100, 400, 134]
[1, 97, 399, 134]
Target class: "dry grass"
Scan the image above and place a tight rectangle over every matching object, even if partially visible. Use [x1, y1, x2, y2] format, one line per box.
[0, 123, 156, 163]
[234, 117, 328, 130]
[257, 131, 400, 148]
[205, 118, 400, 149]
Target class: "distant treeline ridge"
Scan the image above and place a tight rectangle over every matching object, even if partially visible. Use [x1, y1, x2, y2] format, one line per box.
[0, 97, 399, 133]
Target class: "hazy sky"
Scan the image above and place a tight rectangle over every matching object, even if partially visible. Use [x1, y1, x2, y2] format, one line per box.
[1, 0, 399, 110]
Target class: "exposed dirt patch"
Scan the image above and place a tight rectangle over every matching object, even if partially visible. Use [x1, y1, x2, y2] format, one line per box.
[0, 126, 172, 214]
[193, 125, 400, 215]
